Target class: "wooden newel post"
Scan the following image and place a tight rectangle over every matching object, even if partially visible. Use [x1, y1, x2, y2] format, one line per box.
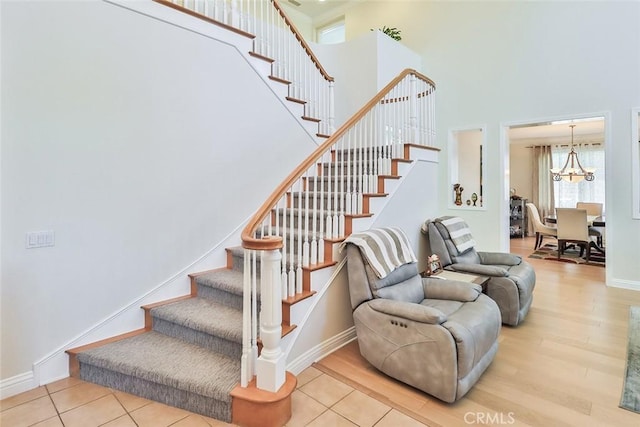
[256, 248, 286, 392]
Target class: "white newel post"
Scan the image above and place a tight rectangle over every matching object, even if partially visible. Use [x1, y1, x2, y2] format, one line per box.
[256, 248, 286, 392]
[409, 74, 418, 144]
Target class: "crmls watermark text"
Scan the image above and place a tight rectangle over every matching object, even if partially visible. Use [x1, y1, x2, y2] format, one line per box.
[464, 411, 516, 425]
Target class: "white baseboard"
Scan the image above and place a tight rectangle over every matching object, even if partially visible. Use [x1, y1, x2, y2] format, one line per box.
[28, 223, 248, 391]
[608, 278, 640, 291]
[0, 371, 36, 400]
[286, 327, 357, 376]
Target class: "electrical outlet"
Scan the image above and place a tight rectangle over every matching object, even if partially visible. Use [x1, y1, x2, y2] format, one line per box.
[26, 231, 55, 249]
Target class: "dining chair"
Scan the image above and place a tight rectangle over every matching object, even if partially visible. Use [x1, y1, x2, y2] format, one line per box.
[526, 203, 557, 250]
[556, 208, 592, 262]
[575, 202, 603, 216]
[576, 202, 604, 247]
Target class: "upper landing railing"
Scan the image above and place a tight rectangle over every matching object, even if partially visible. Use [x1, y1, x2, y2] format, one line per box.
[155, 0, 335, 135]
[240, 69, 436, 392]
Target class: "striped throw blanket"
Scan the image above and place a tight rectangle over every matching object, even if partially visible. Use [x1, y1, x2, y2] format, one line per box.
[341, 227, 417, 278]
[437, 216, 476, 254]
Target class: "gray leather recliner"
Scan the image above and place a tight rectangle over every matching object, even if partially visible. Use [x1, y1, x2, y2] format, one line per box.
[424, 218, 536, 326]
[343, 239, 501, 403]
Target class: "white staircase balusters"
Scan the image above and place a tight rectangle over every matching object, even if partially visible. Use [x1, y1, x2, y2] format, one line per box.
[239, 70, 435, 392]
[410, 74, 417, 144]
[160, 0, 439, 399]
[160, 0, 334, 139]
[302, 170, 310, 268]
[328, 81, 335, 135]
[367, 112, 376, 194]
[325, 150, 333, 240]
[358, 121, 366, 213]
[331, 140, 340, 239]
[295, 179, 303, 294]
[338, 134, 346, 238]
[344, 129, 353, 216]
[279, 197, 288, 299]
[310, 166, 318, 265]
[288, 184, 295, 298]
[317, 151, 325, 263]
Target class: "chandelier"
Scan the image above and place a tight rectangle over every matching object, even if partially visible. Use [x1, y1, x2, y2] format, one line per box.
[550, 124, 595, 183]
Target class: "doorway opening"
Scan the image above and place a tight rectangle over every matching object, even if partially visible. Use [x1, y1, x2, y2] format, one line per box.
[504, 114, 607, 259]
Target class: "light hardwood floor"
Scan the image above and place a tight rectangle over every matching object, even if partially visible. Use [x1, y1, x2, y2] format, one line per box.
[2, 237, 639, 426]
[314, 237, 640, 427]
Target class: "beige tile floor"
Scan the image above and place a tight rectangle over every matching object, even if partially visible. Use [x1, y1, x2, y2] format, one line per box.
[0, 366, 427, 427]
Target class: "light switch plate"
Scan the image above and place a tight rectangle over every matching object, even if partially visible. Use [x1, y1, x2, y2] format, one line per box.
[26, 231, 55, 249]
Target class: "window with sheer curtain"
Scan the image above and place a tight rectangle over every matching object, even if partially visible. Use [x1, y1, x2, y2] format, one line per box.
[551, 143, 606, 212]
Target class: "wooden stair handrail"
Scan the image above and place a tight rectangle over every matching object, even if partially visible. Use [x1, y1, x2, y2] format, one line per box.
[241, 68, 436, 250]
[153, 0, 333, 83]
[153, 0, 256, 39]
[272, 0, 334, 83]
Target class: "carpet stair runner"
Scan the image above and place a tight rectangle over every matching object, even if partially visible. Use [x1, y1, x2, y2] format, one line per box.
[66, 146, 428, 424]
[68, 251, 258, 423]
[66, 169, 384, 423]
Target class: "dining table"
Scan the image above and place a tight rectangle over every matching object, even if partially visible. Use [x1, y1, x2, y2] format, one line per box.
[544, 215, 605, 228]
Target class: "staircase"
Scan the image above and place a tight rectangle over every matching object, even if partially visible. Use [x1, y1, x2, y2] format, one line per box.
[68, 246, 298, 424]
[66, 87, 437, 427]
[66, 142, 436, 425]
[66, 3, 438, 427]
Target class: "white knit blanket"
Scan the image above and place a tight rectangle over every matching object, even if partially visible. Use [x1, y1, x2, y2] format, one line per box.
[437, 216, 476, 254]
[341, 227, 417, 278]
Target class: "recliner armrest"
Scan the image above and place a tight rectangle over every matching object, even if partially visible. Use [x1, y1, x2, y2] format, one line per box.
[422, 278, 481, 302]
[478, 251, 522, 266]
[368, 299, 447, 324]
[449, 263, 509, 277]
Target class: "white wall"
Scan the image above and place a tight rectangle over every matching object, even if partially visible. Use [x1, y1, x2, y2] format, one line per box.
[311, 30, 422, 127]
[324, 0, 640, 289]
[279, 2, 314, 42]
[0, 0, 317, 389]
[286, 155, 440, 367]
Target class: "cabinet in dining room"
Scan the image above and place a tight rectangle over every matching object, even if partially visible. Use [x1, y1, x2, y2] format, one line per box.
[510, 198, 528, 238]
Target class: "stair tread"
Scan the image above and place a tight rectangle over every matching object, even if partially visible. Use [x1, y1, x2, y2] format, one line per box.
[194, 268, 245, 295]
[77, 331, 240, 400]
[151, 297, 243, 343]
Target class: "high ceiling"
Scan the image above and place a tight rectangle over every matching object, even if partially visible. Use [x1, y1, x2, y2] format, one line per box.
[282, 0, 352, 18]
[508, 117, 605, 145]
[279, 1, 605, 145]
